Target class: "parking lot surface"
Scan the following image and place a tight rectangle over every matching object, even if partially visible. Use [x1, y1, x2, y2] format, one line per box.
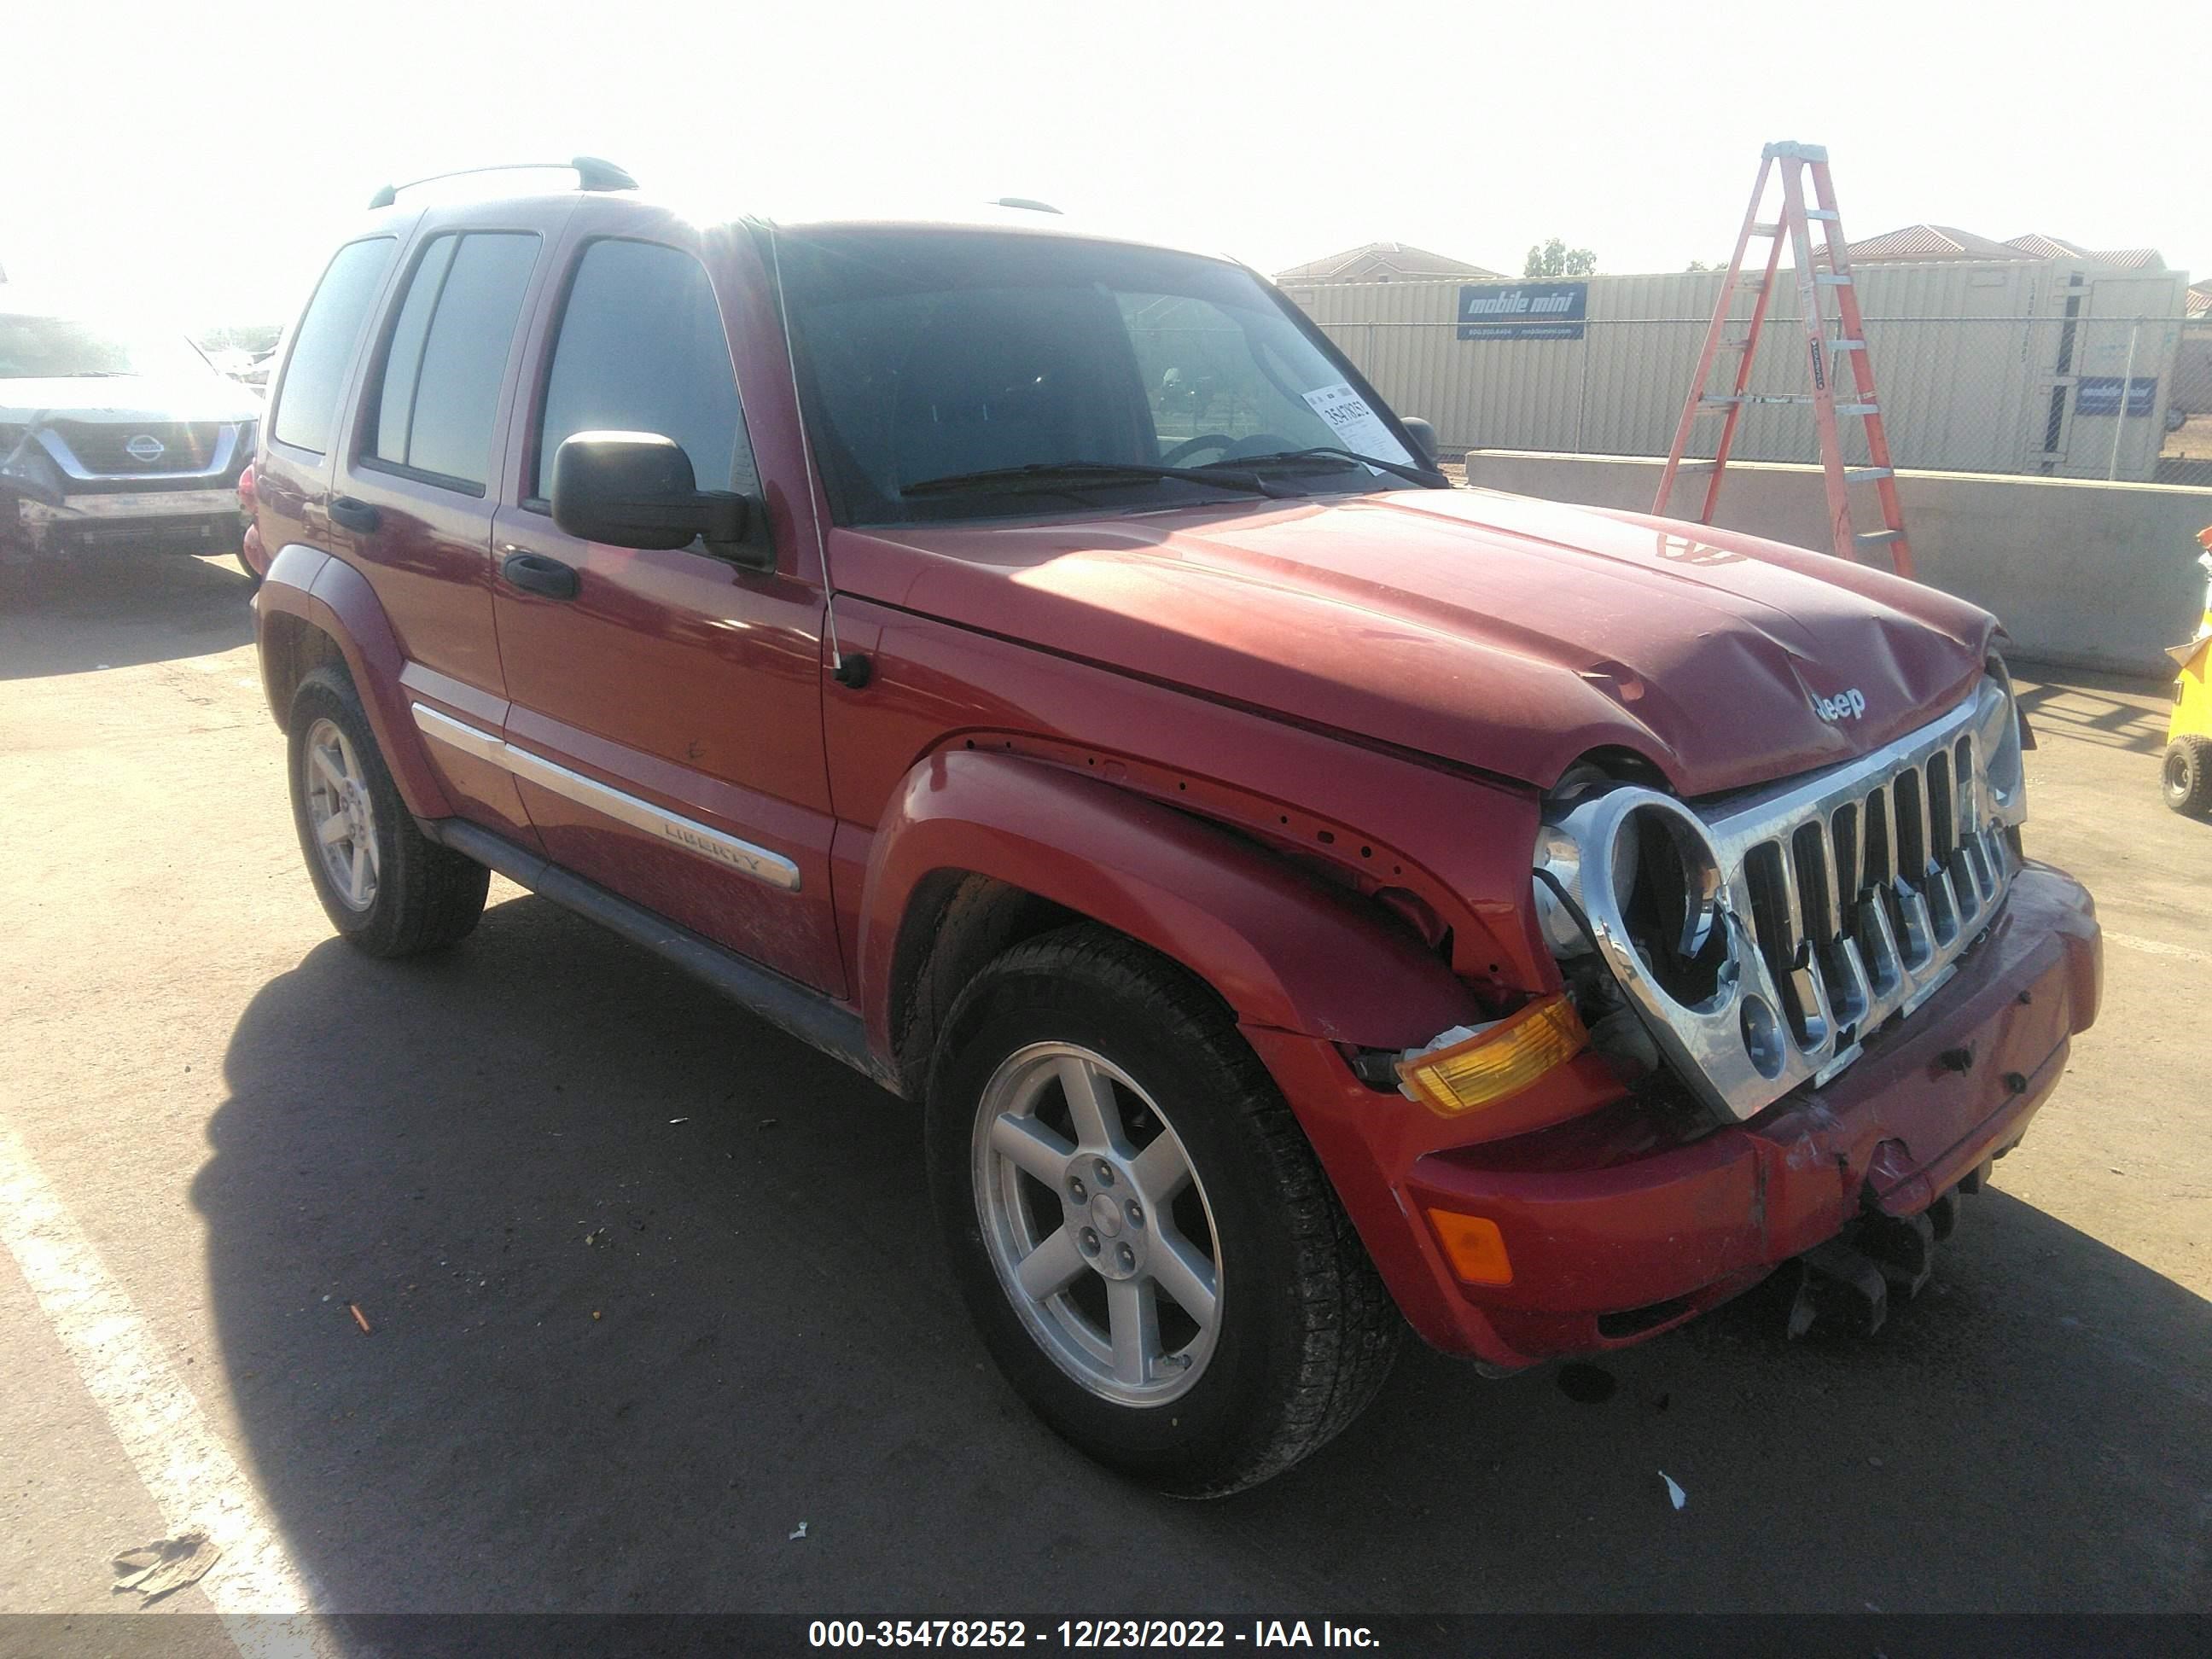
[2, 552, 2207, 1623]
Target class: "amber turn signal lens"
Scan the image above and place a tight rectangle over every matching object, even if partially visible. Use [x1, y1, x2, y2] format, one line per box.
[1395, 995, 1588, 1116]
[1427, 1209, 1512, 1285]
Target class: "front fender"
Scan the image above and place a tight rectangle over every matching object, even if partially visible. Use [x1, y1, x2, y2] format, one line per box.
[253, 543, 453, 819]
[857, 748, 1481, 1058]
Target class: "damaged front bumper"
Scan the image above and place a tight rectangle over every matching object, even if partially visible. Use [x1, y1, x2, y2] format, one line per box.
[9, 487, 244, 556]
[1247, 861, 2101, 1370]
[3, 416, 250, 556]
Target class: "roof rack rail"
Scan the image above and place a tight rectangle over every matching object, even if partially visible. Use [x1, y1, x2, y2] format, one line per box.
[990, 197, 1062, 215]
[367, 156, 637, 211]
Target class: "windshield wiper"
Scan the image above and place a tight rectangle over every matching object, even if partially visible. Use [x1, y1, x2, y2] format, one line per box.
[1200, 447, 1446, 488]
[901, 460, 1289, 500]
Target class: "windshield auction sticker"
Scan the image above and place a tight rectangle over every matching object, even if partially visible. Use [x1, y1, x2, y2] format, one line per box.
[1299, 382, 1414, 468]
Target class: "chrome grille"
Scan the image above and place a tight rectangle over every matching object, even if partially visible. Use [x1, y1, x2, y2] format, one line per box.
[1728, 723, 2009, 1063]
[1540, 688, 2023, 1124]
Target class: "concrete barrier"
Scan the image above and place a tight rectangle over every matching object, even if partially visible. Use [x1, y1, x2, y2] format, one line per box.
[1459, 451, 2212, 677]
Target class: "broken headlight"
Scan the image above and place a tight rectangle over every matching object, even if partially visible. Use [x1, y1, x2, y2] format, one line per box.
[1536, 791, 1729, 1004]
[1533, 784, 1732, 1091]
[1973, 663, 2027, 826]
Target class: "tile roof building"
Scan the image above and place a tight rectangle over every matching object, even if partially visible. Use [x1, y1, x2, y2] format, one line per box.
[1844, 224, 2030, 262]
[1838, 225, 2170, 272]
[2000, 234, 2168, 271]
[1273, 242, 1501, 283]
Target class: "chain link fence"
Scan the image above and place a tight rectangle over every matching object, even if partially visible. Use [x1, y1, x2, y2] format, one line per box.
[1311, 313, 2210, 487]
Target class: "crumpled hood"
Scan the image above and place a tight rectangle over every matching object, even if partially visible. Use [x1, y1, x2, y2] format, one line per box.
[836, 486, 1998, 797]
[0, 374, 260, 426]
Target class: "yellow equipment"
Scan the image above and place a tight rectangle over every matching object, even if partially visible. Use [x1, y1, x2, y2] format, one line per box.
[2163, 525, 2212, 817]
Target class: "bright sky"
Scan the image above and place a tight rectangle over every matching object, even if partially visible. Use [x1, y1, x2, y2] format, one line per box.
[3, 0, 2200, 332]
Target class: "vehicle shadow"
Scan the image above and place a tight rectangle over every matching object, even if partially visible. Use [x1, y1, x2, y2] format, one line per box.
[197, 899, 2212, 1616]
[0, 553, 253, 679]
[2013, 668, 2173, 759]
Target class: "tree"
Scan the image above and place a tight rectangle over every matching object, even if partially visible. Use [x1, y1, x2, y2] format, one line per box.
[1523, 237, 1596, 278]
[1685, 259, 1718, 272]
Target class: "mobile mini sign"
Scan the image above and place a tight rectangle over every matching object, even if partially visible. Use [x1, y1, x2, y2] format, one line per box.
[2075, 376, 2157, 418]
[1458, 282, 1588, 341]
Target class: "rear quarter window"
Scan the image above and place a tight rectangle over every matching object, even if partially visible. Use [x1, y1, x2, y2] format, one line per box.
[363, 230, 540, 493]
[271, 237, 398, 455]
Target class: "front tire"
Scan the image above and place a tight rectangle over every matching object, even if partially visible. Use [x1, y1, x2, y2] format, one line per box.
[2163, 735, 2212, 817]
[926, 925, 1400, 1497]
[287, 667, 489, 956]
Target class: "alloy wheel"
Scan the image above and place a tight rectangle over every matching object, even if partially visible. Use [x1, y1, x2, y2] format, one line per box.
[301, 716, 380, 911]
[972, 1042, 1223, 1406]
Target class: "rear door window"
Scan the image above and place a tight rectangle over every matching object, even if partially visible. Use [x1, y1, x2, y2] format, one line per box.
[532, 239, 759, 502]
[372, 235, 457, 470]
[271, 237, 396, 455]
[365, 231, 539, 494]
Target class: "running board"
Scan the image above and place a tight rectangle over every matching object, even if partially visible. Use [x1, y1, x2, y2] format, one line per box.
[422, 818, 899, 1095]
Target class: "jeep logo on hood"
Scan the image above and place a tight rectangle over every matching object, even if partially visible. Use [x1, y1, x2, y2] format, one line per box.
[1813, 688, 1869, 722]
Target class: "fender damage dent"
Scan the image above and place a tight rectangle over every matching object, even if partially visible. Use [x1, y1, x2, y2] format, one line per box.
[254, 543, 453, 819]
[857, 748, 1482, 1057]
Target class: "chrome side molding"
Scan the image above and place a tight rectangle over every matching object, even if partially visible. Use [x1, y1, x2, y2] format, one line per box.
[410, 703, 802, 893]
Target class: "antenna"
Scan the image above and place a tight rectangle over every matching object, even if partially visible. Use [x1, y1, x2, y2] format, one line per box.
[765, 222, 848, 678]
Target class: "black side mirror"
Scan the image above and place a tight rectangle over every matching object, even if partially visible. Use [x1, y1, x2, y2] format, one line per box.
[550, 432, 767, 568]
[1399, 416, 1440, 466]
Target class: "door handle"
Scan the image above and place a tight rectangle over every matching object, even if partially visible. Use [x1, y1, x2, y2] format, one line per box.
[328, 495, 380, 533]
[500, 548, 581, 601]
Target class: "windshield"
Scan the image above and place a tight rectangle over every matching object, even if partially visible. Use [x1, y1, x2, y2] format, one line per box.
[0, 313, 215, 381]
[772, 226, 1419, 525]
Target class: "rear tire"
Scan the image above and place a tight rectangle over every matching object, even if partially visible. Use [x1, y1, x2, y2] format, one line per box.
[287, 667, 488, 956]
[925, 924, 1400, 1497]
[2163, 736, 2212, 817]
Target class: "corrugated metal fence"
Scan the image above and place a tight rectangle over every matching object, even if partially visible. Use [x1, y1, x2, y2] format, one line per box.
[1282, 262, 2203, 485]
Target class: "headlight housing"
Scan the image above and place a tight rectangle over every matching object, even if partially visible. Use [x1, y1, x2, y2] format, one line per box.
[1973, 661, 2027, 826]
[1531, 679, 2025, 1128]
[1534, 788, 1735, 1017]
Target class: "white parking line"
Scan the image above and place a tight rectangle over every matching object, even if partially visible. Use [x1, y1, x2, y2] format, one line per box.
[0, 1116, 325, 1655]
[2105, 929, 2211, 965]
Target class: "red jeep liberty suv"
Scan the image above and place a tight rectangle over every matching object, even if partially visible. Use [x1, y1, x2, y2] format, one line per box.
[251, 161, 2102, 1495]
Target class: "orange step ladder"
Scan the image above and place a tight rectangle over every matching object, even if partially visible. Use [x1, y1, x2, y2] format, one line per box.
[1653, 142, 1915, 579]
